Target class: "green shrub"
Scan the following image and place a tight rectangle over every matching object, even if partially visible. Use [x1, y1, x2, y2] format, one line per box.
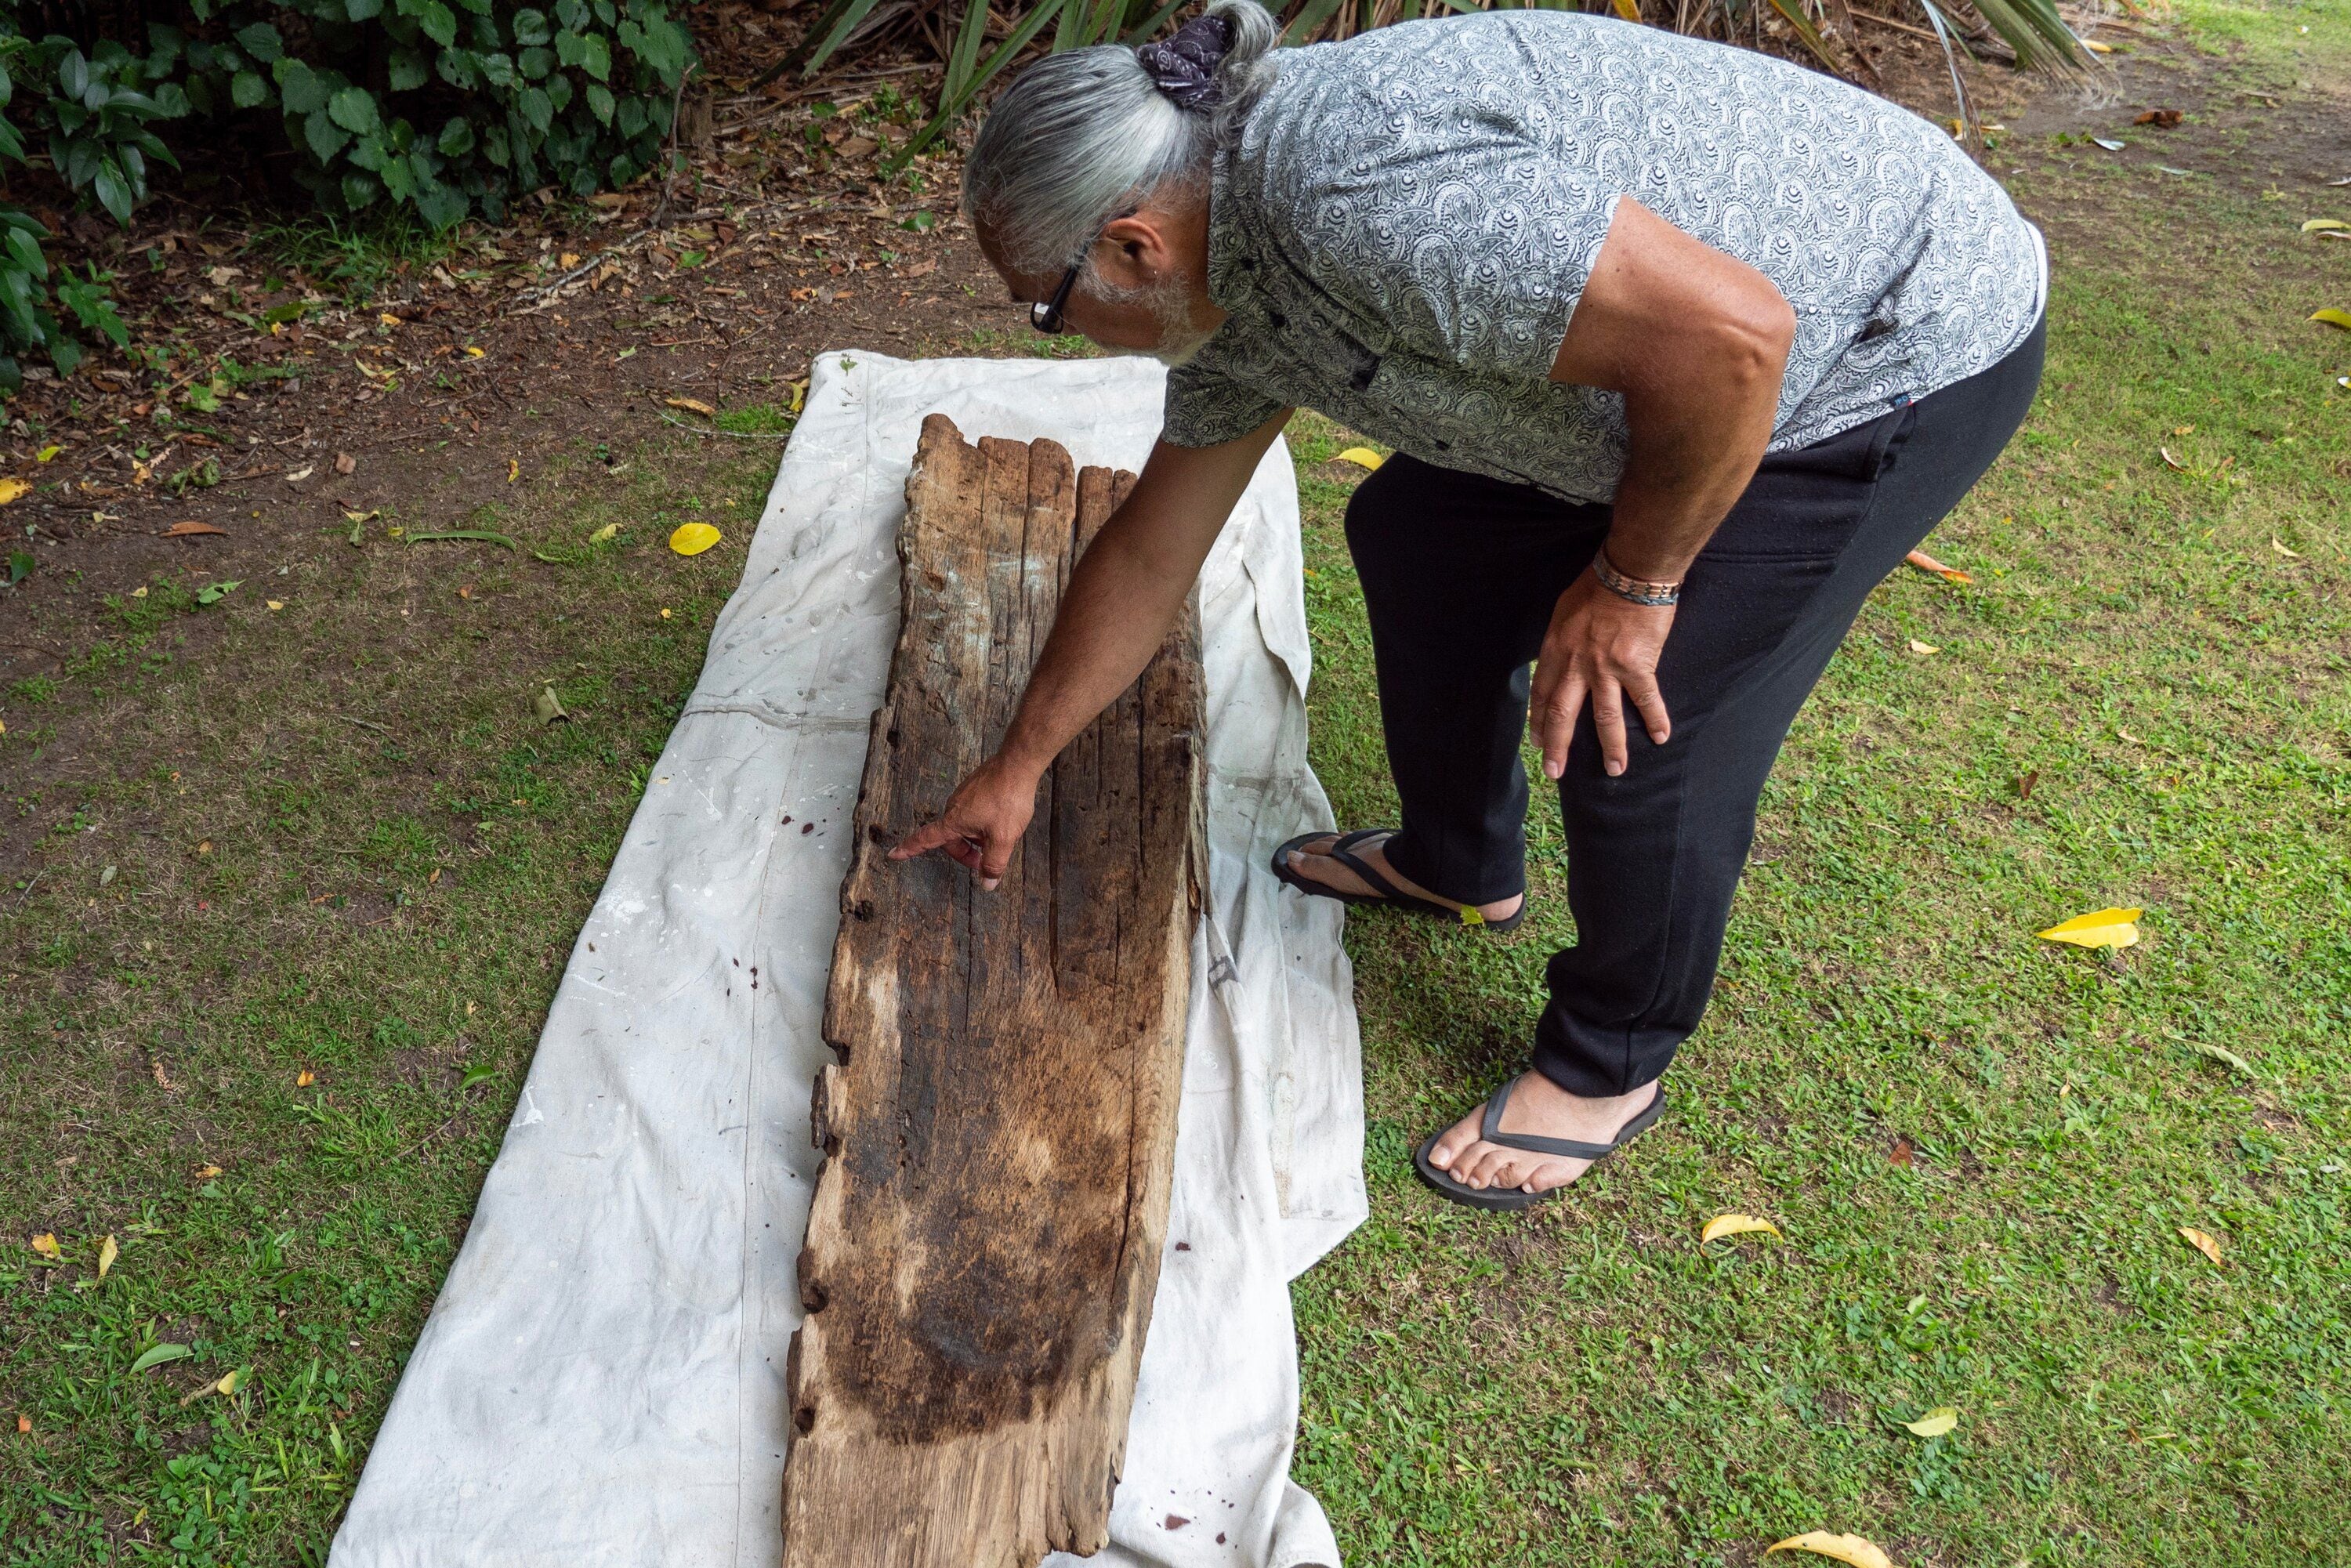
[172, 0, 698, 226]
[0, 31, 162, 386]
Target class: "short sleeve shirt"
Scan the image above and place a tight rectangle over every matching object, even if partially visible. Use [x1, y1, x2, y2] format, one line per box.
[1162, 12, 2046, 504]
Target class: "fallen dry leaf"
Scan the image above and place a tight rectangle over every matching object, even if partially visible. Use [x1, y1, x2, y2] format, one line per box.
[2134, 108, 2183, 126]
[666, 397, 717, 417]
[2303, 219, 2349, 234]
[507, 458, 520, 483]
[2159, 447, 2190, 471]
[14, 1414, 27, 1434]
[1907, 639, 1940, 655]
[669, 522, 722, 557]
[30, 1233, 60, 1260]
[284, 465, 315, 483]
[161, 521, 227, 538]
[1335, 447, 1386, 471]
[194, 1164, 222, 1179]
[465, 346, 485, 358]
[588, 522, 619, 545]
[2017, 769, 2039, 799]
[1889, 1136, 1914, 1168]
[296, 1068, 316, 1088]
[2270, 537, 2301, 559]
[2185, 1040, 2256, 1077]
[2179, 1226, 2224, 1266]
[1767, 1531, 1895, 1568]
[1903, 548, 1972, 583]
[335, 451, 357, 476]
[97, 1235, 118, 1280]
[0, 477, 31, 504]
[1701, 1213, 1782, 1244]
[196, 840, 212, 856]
[2312, 308, 2351, 331]
[266, 599, 284, 610]
[1901, 1407, 1959, 1437]
[2037, 907, 2143, 950]
[2117, 727, 2144, 745]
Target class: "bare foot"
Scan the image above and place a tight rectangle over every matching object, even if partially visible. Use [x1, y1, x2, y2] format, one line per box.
[1282, 831, 1523, 925]
[1425, 1072, 1661, 1194]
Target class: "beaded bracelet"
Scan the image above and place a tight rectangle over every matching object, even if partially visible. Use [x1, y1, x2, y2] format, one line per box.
[1592, 546, 1683, 607]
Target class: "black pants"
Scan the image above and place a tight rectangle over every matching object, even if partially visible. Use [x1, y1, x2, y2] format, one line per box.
[1344, 318, 2045, 1099]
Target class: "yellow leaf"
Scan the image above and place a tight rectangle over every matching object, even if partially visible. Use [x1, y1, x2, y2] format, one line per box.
[1768, 1532, 1896, 1568]
[194, 1164, 223, 1179]
[560, 252, 581, 268]
[379, 313, 402, 328]
[217, 1368, 240, 1396]
[2312, 309, 2351, 331]
[1335, 447, 1386, 471]
[659, 607, 673, 619]
[2270, 537, 2300, 559]
[588, 522, 620, 545]
[0, 477, 31, 504]
[669, 522, 722, 557]
[2158, 447, 2190, 471]
[666, 397, 717, 417]
[97, 1235, 118, 1280]
[266, 599, 284, 611]
[1701, 1213, 1782, 1244]
[131, 585, 148, 599]
[465, 346, 486, 358]
[1610, 0, 1640, 18]
[1907, 639, 1939, 655]
[35, 445, 61, 462]
[296, 1068, 316, 1088]
[2303, 219, 2350, 234]
[2080, 36, 2114, 51]
[30, 1233, 60, 1259]
[2179, 1226, 2224, 1266]
[1901, 1407, 1959, 1437]
[1458, 906, 1486, 927]
[507, 459, 521, 483]
[2036, 907, 2143, 950]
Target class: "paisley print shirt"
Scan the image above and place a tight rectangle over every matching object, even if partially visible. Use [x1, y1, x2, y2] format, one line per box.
[1161, 12, 2046, 503]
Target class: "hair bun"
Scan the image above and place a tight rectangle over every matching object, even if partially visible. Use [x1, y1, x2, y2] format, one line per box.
[1136, 13, 1236, 110]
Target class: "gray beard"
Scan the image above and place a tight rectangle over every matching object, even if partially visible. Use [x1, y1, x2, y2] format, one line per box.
[1122, 275, 1215, 368]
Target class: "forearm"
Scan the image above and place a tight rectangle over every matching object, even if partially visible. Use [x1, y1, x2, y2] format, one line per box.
[1600, 340, 1784, 583]
[994, 518, 1195, 777]
[989, 412, 1289, 783]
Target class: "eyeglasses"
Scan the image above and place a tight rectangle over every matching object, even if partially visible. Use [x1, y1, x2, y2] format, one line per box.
[1030, 209, 1135, 335]
[1031, 258, 1084, 335]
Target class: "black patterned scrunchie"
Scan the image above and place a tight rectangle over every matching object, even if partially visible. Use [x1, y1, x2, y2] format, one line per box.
[1135, 13, 1236, 111]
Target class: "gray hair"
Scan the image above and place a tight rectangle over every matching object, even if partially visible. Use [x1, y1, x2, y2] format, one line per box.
[961, 0, 1278, 276]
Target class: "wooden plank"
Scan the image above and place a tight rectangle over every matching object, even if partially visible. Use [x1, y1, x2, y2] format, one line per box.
[782, 414, 1206, 1567]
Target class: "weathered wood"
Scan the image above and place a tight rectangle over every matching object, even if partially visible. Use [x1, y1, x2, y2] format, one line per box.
[782, 414, 1205, 1567]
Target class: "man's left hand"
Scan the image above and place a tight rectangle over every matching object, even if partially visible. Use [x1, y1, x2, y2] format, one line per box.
[1529, 570, 1676, 780]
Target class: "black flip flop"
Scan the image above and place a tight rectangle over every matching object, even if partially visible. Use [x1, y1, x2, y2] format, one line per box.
[1270, 829, 1526, 933]
[1412, 1077, 1668, 1211]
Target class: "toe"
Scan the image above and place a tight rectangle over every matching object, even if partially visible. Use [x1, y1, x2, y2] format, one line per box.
[1431, 1110, 1488, 1171]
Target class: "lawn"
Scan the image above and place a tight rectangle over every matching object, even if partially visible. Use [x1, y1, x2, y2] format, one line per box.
[5, 3, 2349, 1564]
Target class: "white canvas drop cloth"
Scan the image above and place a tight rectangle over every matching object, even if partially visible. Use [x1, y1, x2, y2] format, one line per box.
[330, 352, 1366, 1568]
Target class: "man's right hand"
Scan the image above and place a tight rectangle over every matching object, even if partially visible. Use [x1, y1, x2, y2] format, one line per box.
[888, 753, 1042, 893]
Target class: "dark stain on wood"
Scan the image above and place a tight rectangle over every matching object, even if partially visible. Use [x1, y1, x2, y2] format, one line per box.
[780, 415, 1204, 1566]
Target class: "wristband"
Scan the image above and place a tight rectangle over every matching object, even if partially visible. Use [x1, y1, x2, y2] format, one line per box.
[1592, 546, 1682, 607]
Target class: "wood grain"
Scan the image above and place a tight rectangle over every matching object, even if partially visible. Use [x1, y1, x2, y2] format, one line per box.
[781, 414, 1205, 1566]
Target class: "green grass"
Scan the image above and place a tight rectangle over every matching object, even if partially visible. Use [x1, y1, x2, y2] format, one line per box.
[0, 439, 770, 1563]
[5, 4, 2349, 1563]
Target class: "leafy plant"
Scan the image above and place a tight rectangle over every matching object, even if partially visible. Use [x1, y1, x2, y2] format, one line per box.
[770, 0, 2087, 165]
[0, 29, 172, 386]
[176, 0, 699, 226]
